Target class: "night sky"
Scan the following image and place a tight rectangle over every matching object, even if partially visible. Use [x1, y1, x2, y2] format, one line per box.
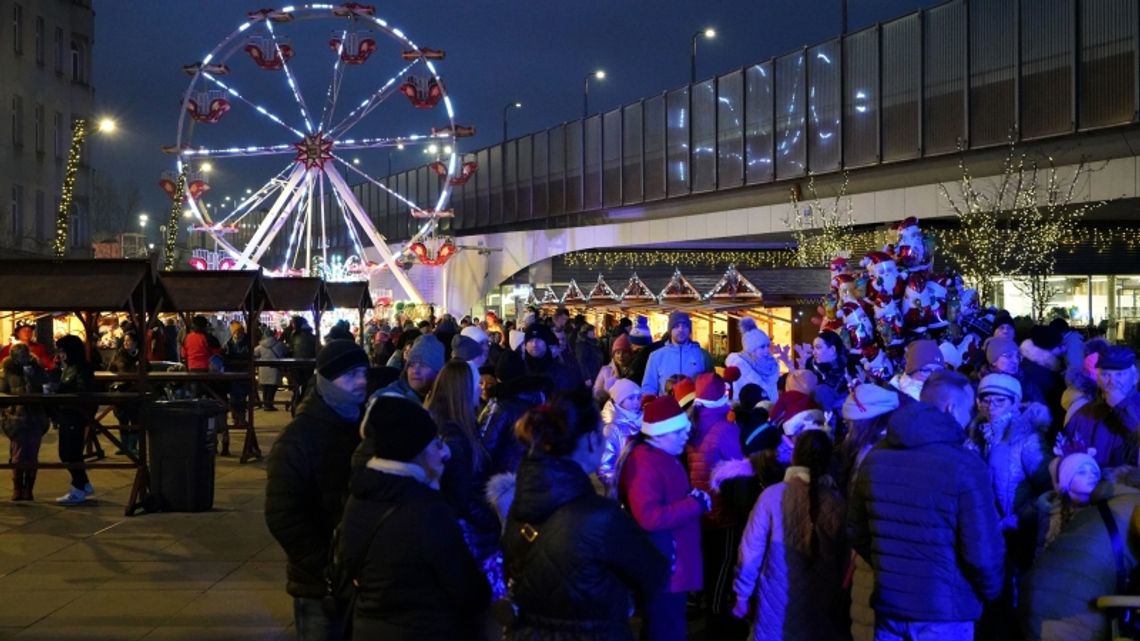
[92, 0, 942, 236]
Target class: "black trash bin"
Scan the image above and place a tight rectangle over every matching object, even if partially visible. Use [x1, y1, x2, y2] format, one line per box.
[146, 399, 225, 512]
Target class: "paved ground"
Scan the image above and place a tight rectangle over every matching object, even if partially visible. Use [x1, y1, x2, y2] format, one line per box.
[0, 407, 294, 640]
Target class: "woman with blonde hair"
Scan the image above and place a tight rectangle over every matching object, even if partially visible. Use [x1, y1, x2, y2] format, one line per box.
[426, 360, 503, 605]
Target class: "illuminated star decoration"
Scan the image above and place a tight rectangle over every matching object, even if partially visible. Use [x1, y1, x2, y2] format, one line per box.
[293, 132, 335, 170]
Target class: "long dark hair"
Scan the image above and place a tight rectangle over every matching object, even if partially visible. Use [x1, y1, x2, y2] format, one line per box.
[514, 386, 601, 458]
[425, 361, 487, 471]
[55, 335, 88, 364]
[793, 430, 833, 563]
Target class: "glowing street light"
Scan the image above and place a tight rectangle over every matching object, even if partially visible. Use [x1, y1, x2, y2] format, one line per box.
[583, 69, 606, 118]
[200, 162, 213, 173]
[502, 101, 523, 142]
[97, 118, 117, 134]
[691, 28, 717, 83]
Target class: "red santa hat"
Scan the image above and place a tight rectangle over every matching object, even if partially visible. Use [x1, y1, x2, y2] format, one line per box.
[830, 257, 848, 271]
[769, 391, 826, 437]
[862, 251, 895, 272]
[641, 396, 691, 436]
[672, 377, 696, 409]
[694, 372, 728, 408]
[893, 216, 919, 232]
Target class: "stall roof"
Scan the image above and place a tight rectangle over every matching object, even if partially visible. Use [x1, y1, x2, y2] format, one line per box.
[324, 281, 372, 310]
[158, 271, 261, 312]
[261, 277, 328, 312]
[0, 259, 156, 312]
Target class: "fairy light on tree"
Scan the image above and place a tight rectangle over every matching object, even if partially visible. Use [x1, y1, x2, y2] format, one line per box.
[53, 119, 87, 257]
[784, 172, 856, 267]
[162, 166, 188, 271]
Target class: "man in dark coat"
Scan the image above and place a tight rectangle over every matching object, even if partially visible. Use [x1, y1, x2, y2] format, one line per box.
[849, 370, 1005, 640]
[574, 322, 603, 390]
[265, 340, 369, 641]
[1062, 345, 1140, 468]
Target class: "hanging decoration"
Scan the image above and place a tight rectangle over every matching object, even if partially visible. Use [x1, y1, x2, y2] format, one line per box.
[399, 75, 444, 109]
[162, 165, 189, 271]
[704, 265, 763, 301]
[185, 89, 231, 124]
[245, 36, 295, 70]
[54, 118, 86, 257]
[429, 160, 478, 185]
[408, 237, 457, 266]
[657, 268, 702, 302]
[561, 279, 586, 305]
[159, 169, 210, 203]
[187, 248, 237, 271]
[329, 32, 376, 65]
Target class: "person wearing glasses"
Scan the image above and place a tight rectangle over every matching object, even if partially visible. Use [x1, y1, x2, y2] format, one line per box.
[979, 336, 1045, 405]
[1062, 345, 1140, 468]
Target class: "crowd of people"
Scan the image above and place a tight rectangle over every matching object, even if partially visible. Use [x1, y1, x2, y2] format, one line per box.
[260, 303, 1140, 641]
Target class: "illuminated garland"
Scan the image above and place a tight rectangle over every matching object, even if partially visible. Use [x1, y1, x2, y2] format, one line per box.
[162, 166, 188, 271]
[54, 118, 87, 257]
[785, 172, 856, 267]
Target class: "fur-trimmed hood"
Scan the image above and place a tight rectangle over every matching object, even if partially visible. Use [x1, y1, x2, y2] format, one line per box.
[709, 457, 755, 493]
[1021, 339, 1062, 372]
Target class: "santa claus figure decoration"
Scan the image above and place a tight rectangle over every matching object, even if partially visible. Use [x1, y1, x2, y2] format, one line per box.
[873, 298, 905, 346]
[861, 251, 903, 304]
[890, 216, 933, 271]
[840, 301, 876, 353]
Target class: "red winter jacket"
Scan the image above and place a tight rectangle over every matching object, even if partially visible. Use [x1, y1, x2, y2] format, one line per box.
[687, 403, 743, 529]
[182, 331, 216, 371]
[619, 441, 703, 593]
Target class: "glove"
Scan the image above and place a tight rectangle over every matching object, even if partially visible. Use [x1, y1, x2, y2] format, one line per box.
[690, 488, 712, 513]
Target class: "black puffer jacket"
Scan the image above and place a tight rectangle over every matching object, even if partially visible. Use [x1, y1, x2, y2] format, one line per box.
[481, 376, 549, 475]
[264, 390, 361, 598]
[341, 467, 490, 641]
[440, 420, 500, 561]
[504, 456, 668, 641]
[848, 402, 1005, 622]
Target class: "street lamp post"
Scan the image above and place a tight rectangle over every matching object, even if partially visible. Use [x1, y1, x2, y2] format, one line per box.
[502, 101, 523, 142]
[690, 28, 716, 84]
[583, 70, 605, 119]
[53, 116, 116, 257]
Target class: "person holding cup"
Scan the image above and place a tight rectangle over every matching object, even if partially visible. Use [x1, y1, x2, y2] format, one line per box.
[0, 343, 50, 500]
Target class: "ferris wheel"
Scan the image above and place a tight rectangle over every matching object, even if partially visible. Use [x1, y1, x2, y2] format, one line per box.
[171, 3, 473, 303]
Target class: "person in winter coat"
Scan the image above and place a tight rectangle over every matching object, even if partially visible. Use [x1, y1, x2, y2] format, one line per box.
[426, 361, 503, 605]
[339, 395, 490, 641]
[520, 323, 582, 393]
[804, 330, 856, 417]
[724, 317, 779, 403]
[1021, 465, 1140, 641]
[888, 339, 944, 401]
[710, 385, 785, 527]
[1060, 337, 1110, 428]
[838, 384, 901, 641]
[182, 315, 216, 372]
[0, 343, 49, 501]
[107, 331, 142, 457]
[287, 315, 318, 398]
[574, 322, 603, 389]
[222, 321, 253, 456]
[594, 333, 635, 405]
[0, 319, 53, 370]
[627, 316, 661, 387]
[1062, 345, 1140, 468]
[848, 370, 1004, 640]
[686, 372, 744, 635]
[733, 430, 847, 641]
[977, 336, 1046, 404]
[501, 388, 668, 641]
[641, 311, 713, 396]
[255, 330, 288, 411]
[598, 378, 642, 496]
[1034, 451, 1101, 555]
[374, 334, 444, 404]
[618, 396, 710, 641]
[265, 340, 369, 641]
[1020, 324, 1067, 413]
[52, 335, 96, 506]
[481, 352, 551, 476]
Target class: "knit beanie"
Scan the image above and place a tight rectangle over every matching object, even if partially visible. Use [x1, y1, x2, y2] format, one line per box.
[785, 370, 818, 397]
[451, 335, 481, 362]
[365, 396, 439, 463]
[841, 384, 901, 421]
[667, 310, 692, 331]
[737, 383, 769, 410]
[694, 372, 728, 408]
[629, 317, 652, 346]
[1031, 324, 1063, 351]
[315, 339, 369, 381]
[611, 333, 632, 354]
[461, 325, 489, 344]
[978, 373, 1022, 404]
[608, 378, 641, 408]
[406, 334, 444, 371]
[905, 339, 944, 374]
[985, 337, 1020, 366]
[672, 377, 696, 408]
[739, 317, 770, 354]
[523, 323, 557, 348]
[993, 310, 1015, 332]
[1056, 452, 1099, 493]
[1099, 345, 1137, 371]
[641, 396, 690, 436]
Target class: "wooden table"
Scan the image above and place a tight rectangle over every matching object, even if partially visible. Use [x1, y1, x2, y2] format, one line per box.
[0, 392, 152, 516]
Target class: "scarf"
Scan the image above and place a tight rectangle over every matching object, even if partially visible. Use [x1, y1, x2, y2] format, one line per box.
[610, 403, 643, 432]
[742, 351, 780, 379]
[365, 457, 434, 488]
[316, 373, 365, 422]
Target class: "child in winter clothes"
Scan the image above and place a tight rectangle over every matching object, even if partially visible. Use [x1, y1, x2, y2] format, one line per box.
[732, 430, 847, 641]
[598, 378, 642, 496]
[1035, 450, 1101, 555]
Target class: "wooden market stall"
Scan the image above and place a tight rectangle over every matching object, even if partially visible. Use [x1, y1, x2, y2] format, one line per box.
[0, 259, 159, 515]
[324, 281, 374, 347]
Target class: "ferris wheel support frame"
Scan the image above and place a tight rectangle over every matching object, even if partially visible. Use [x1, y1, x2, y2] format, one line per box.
[325, 164, 425, 304]
[237, 163, 308, 267]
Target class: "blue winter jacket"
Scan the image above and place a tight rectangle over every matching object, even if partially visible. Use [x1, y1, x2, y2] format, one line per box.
[848, 402, 1005, 623]
[640, 341, 713, 395]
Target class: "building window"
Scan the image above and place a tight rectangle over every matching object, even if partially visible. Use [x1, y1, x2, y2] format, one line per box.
[54, 27, 62, 73]
[11, 185, 23, 240]
[33, 104, 44, 154]
[33, 16, 43, 65]
[53, 111, 63, 158]
[11, 95, 24, 148]
[12, 4, 23, 55]
[34, 189, 44, 241]
[70, 40, 84, 83]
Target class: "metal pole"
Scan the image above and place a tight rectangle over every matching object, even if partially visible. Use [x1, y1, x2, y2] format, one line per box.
[583, 75, 590, 119]
[691, 33, 698, 84]
[503, 103, 509, 142]
[841, 0, 848, 34]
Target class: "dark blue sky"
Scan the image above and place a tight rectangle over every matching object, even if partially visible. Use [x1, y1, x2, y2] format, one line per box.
[92, 0, 943, 230]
